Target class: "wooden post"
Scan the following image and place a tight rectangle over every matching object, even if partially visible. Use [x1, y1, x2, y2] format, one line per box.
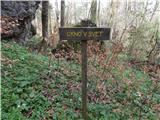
[81, 40, 88, 120]
[61, 0, 65, 27]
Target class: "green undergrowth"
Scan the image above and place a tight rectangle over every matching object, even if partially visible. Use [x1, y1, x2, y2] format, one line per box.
[1, 41, 160, 120]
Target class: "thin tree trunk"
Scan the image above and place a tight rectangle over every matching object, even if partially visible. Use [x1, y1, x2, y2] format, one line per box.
[97, 0, 100, 26]
[38, 1, 49, 53]
[90, 0, 97, 24]
[55, 0, 59, 24]
[61, 0, 65, 27]
[49, 5, 52, 35]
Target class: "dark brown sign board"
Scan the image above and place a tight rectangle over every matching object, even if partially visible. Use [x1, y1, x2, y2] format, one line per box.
[59, 27, 111, 40]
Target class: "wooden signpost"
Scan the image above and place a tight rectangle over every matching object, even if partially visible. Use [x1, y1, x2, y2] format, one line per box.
[59, 27, 110, 40]
[59, 27, 111, 120]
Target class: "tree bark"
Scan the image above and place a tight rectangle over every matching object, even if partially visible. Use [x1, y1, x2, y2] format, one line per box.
[38, 1, 49, 53]
[42, 1, 49, 41]
[90, 0, 97, 24]
[61, 0, 65, 27]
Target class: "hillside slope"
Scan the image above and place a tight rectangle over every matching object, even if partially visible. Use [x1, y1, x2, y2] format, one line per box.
[1, 41, 160, 120]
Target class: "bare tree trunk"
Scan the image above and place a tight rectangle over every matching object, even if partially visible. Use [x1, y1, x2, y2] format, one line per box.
[57, 0, 65, 45]
[61, 0, 65, 27]
[97, 0, 100, 26]
[90, 0, 97, 24]
[42, 1, 49, 41]
[38, 1, 49, 53]
[49, 5, 51, 35]
[55, 0, 59, 24]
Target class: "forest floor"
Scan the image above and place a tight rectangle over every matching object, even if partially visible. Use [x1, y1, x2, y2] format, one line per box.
[1, 40, 160, 120]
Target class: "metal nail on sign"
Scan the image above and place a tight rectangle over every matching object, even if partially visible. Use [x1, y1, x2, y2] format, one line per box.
[59, 27, 111, 40]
